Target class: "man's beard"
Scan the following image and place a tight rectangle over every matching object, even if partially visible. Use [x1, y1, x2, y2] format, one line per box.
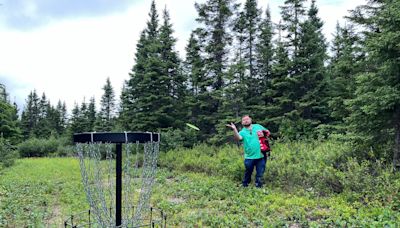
[243, 124, 251, 127]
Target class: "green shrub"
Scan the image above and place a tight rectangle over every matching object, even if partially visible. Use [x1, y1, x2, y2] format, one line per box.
[18, 137, 59, 157]
[0, 138, 18, 169]
[54, 136, 75, 157]
[159, 144, 243, 180]
[159, 139, 400, 202]
[160, 127, 201, 152]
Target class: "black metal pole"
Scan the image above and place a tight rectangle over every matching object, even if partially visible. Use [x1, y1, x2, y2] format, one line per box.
[116, 143, 122, 226]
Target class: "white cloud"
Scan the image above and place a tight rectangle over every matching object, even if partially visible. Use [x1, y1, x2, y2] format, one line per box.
[0, 0, 366, 115]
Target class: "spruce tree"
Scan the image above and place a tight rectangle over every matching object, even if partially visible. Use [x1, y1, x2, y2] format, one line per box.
[240, 0, 262, 114]
[278, 0, 328, 138]
[194, 0, 238, 137]
[34, 93, 52, 137]
[0, 85, 21, 144]
[118, 81, 130, 130]
[21, 90, 40, 139]
[295, 0, 329, 137]
[124, 1, 162, 131]
[183, 31, 211, 141]
[328, 23, 363, 133]
[159, 7, 185, 128]
[347, 0, 400, 170]
[280, 0, 306, 56]
[76, 99, 94, 132]
[254, 6, 274, 123]
[266, 24, 292, 136]
[96, 77, 116, 132]
[69, 103, 83, 134]
[55, 100, 67, 135]
[278, 0, 307, 138]
[0, 83, 7, 102]
[87, 97, 96, 132]
[122, 0, 180, 131]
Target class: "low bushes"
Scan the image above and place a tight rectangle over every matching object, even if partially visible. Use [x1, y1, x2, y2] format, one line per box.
[18, 136, 74, 157]
[159, 144, 244, 181]
[159, 139, 400, 201]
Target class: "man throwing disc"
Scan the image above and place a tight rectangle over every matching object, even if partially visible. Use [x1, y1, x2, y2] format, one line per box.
[226, 115, 269, 188]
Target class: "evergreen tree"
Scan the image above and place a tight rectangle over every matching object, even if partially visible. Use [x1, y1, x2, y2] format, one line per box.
[122, 0, 180, 131]
[124, 1, 162, 131]
[55, 100, 67, 135]
[254, 6, 275, 123]
[225, 10, 246, 117]
[96, 78, 116, 132]
[0, 85, 21, 144]
[194, 0, 238, 137]
[280, 0, 306, 56]
[265, 24, 292, 136]
[0, 83, 7, 102]
[87, 97, 96, 132]
[183, 31, 211, 141]
[295, 0, 329, 136]
[278, 0, 328, 139]
[240, 0, 262, 114]
[34, 93, 52, 137]
[328, 23, 363, 133]
[159, 7, 186, 128]
[278, 0, 307, 138]
[74, 98, 96, 132]
[347, 0, 400, 170]
[21, 90, 40, 139]
[69, 103, 83, 134]
[118, 81, 130, 130]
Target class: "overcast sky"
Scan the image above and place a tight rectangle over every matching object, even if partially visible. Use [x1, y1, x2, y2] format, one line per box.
[0, 0, 365, 114]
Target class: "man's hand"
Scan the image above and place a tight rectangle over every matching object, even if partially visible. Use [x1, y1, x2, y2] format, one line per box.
[226, 122, 242, 141]
[226, 122, 237, 131]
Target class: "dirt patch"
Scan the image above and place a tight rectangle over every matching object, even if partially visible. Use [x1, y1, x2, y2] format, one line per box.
[167, 197, 185, 204]
[46, 203, 62, 227]
[289, 223, 302, 228]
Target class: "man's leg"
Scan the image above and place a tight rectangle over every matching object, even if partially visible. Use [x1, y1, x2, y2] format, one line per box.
[242, 159, 255, 187]
[255, 158, 266, 188]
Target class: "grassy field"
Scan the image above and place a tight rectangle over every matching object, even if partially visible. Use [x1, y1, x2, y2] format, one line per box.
[0, 141, 399, 227]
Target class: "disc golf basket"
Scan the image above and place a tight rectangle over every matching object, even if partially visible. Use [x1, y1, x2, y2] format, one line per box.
[64, 132, 166, 227]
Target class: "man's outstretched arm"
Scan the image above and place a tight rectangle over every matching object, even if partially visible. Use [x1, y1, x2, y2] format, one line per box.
[226, 122, 243, 141]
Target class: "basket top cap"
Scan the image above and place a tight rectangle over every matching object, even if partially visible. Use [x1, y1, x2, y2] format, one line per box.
[73, 132, 160, 143]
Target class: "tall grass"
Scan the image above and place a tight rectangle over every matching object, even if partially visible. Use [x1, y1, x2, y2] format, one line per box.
[0, 140, 399, 226]
[159, 140, 400, 201]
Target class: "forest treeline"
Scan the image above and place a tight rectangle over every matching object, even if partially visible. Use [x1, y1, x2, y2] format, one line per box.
[1, 0, 399, 170]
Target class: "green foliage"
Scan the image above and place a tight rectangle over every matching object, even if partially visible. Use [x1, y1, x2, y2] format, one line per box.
[0, 100, 21, 144]
[0, 158, 86, 227]
[347, 0, 400, 169]
[0, 140, 399, 226]
[21, 90, 67, 139]
[96, 77, 116, 132]
[327, 23, 363, 133]
[16, 136, 74, 158]
[160, 144, 247, 181]
[160, 127, 200, 152]
[18, 137, 59, 157]
[190, 0, 238, 138]
[120, 1, 184, 132]
[0, 138, 18, 169]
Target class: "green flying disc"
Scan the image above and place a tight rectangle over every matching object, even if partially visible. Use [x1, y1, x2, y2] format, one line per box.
[186, 123, 200, 131]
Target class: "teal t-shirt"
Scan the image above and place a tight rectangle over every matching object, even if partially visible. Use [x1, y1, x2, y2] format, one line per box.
[239, 124, 267, 159]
